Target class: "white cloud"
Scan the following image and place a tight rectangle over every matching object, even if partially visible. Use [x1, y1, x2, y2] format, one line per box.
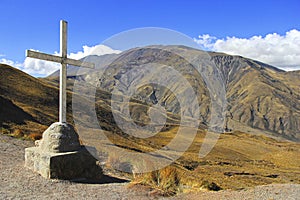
[0, 58, 23, 69]
[23, 56, 60, 76]
[195, 34, 216, 50]
[195, 29, 300, 71]
[0, 45, 121, 77]
[68, 44, 121, 60]
[1, 55, 61, 76]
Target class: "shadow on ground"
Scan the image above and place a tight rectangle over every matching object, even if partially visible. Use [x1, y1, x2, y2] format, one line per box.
[71, 175, 129, 184]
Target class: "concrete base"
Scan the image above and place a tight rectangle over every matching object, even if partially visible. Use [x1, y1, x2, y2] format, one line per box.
[25, 146, 102, 180]
[24, 122, 102, 180]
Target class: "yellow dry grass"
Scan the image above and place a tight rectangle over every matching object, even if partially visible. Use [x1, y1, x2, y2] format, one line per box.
[78, 125, 300, 194]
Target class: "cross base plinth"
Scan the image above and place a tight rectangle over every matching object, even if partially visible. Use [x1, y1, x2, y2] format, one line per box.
[25, 146, 102, 180]
[24, 123, 102, 180]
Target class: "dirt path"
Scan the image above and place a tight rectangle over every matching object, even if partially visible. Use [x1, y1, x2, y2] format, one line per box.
[174, 184, 300, 200]
[0, 134, 299, 200]
[0, 134, 155, 200]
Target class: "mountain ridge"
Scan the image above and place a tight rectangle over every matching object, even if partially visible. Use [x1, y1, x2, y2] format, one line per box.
[58, 45, 299, 141]
[1, 45, 299, 141]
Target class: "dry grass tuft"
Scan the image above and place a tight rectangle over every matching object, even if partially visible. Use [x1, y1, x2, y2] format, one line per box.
[11, 129, 24, 138]
[0, 127, 10, 135]
[132, 166, 181, 196]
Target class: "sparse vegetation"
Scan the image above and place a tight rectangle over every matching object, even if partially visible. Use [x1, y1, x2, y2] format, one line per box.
[88, 127, 300, 195]
[0, 127, 10, 135]
[1, 51, 300, 197]
[132, 166, 181, 196]
[11, 129, 24, 138]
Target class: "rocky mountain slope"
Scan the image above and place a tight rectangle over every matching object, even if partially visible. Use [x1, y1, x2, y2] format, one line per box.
[1, 48, 300, 196]
[210, 53, 300, 140]
[57, 45, 299, 141]
[1, 45, 299, 141]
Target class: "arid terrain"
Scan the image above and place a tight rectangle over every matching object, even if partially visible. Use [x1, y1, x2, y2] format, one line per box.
[0, 45, 300, 198]
[0, 133, 299, 199]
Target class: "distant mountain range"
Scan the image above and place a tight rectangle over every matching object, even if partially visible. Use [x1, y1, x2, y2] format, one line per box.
[1, 45, 299, 141]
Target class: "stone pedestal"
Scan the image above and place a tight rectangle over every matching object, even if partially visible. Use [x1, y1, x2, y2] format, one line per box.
[24, 122, 102, 180]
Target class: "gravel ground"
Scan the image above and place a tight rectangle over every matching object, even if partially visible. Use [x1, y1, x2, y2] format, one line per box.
[0, 134, 299, 200]
[173, 184, 300, 200]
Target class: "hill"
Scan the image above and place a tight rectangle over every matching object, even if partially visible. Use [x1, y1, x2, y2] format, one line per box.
[0, 63, 124, 137]
[2, 45, 300, 142]
[52, 46, 299, 141]
[1, 46, 300, 195]
[0, 63, 58, 137]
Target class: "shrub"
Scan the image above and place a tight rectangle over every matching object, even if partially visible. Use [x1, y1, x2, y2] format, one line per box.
[11, 129, 23, 138]
[134, 166, 181, 196]
[0, 127, 10, 134]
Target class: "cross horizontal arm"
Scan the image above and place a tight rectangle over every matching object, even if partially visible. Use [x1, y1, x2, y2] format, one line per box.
[26, 50, 62, 63]
[26, 50, 95, 69]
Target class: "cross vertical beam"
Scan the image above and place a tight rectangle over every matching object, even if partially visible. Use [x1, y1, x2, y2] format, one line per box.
[60, 20, 67, 123]
[25, 20, 94, 125]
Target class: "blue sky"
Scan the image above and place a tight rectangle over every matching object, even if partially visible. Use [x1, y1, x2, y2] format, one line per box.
[1, 0, 300, 76]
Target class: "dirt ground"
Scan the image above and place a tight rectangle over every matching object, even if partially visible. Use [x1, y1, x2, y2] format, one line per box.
[0, 134, 299, 200]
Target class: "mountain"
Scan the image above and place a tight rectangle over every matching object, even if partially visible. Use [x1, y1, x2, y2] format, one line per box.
[1, 49, 300, 192]
[210, 52, 300, 140]
[1, 45, 300, 141]
[53, 45, 299, 141]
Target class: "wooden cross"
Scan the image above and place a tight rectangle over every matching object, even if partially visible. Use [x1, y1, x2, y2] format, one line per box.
[26, 20, 94, 124]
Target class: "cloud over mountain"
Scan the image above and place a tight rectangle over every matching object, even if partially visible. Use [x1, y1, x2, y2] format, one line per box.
[195, 29, 300, 71]
[0, 58, 23, 70]
[67, 44, 121, 60]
